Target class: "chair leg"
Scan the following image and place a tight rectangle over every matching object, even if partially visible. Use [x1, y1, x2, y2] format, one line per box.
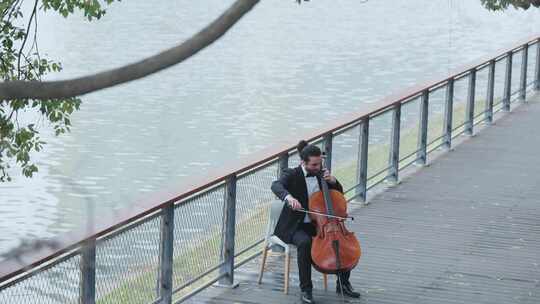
[258, 241, 269, 284]
[284, 251, 290, 294]
[323, 273, 328, 291]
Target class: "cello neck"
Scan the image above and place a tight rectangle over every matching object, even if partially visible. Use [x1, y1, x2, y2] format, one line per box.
[319, 161, 335, 216]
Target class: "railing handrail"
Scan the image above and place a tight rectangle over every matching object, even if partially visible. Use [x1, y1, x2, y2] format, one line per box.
[1, 33, 539, 284]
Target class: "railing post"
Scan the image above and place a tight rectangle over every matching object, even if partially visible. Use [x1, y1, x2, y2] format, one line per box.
[465, 69, 476, 136]
[218, 174, 238, 287]
[520, 44, 528, 102]
[387, 104, 401, 184]
[503, 51, 513, 111]
[355, 118, 369, 203]
[486, 60, 495, 124]
[158, 203, 175, 304]
[535, 39, 540, 91]
[278, 153, 289, 176]
[416, 90, 429, 166]
[80, 238, 96, 304]
[323, 133, 333, 172]
[443, 79, 454, 149]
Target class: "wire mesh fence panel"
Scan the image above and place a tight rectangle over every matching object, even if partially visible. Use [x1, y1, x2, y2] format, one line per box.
[452, 75, 469, 137]
[331, 125, 361, 199]
[288, 150, 301, 168]
[399, 97, 420, 166]
[235, 161, 280, 260]
[475, 66, 489, 124]
[367, 110, 392, 187]
[171, 184, 225, 296]
[527, 43, 538, 88]
[494, 59, 507, 112]
[511, 50, 523, 100]
[0, 253, 81, 304]
[95, 214, 162, 304]
[427, 84, 446, 150]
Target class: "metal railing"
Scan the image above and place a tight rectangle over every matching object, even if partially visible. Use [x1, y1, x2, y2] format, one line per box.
[1, 35, 539, 304]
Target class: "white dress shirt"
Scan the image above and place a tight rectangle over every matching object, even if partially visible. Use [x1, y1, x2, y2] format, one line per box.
[302, 166, 320, 223]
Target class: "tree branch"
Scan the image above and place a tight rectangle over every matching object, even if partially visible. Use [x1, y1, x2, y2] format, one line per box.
[17, 0, 38, 79]
[0, 0, 260, 100]
[1, 0, 23, 22]
[26, 1, 40, 63]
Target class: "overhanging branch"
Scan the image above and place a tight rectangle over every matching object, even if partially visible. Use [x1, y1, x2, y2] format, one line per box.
[0, 0, 260, 100]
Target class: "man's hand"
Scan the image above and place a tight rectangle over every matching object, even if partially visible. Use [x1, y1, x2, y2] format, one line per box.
[323, 169, 337, 184]
[286, 196, 302, 210]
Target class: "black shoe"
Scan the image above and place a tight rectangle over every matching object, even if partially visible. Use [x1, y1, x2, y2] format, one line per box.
[336, 282, 360, 298]
[301, 290, 315, 303]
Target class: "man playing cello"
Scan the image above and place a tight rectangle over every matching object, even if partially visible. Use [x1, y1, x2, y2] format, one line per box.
[271, 140, 361, 303]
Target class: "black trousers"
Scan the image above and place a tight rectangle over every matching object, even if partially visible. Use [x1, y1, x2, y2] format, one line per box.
[291, 224, 352, 292]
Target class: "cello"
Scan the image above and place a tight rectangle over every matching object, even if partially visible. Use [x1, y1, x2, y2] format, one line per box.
[307, 157, 361, 276]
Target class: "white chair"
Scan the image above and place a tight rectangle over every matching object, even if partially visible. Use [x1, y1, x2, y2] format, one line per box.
[257, 199, 327, 294]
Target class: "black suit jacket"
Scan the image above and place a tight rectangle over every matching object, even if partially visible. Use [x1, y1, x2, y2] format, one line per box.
[270, 165, 344, 244]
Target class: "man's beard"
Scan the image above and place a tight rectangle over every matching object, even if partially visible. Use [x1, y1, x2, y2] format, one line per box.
[306, 168, 320, 175]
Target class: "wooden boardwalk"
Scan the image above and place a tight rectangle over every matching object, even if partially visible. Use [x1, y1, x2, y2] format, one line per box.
[190, 94, 540, 304]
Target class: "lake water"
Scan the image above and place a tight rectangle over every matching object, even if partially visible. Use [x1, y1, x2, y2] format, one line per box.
[1, 0, 540, 258]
